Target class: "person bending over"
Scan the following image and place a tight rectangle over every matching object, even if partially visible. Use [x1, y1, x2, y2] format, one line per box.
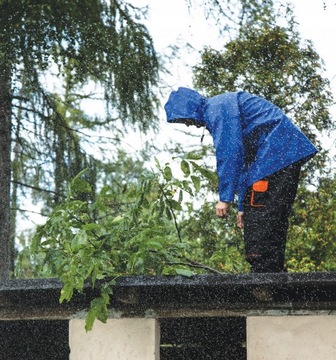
[165, 87, 317, 273]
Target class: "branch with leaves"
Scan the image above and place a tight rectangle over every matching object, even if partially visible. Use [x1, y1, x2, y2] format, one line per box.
[30, 156, 220, 330]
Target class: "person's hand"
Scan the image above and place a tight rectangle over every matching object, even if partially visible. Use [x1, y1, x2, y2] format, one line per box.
[215, 201, 230, 218]
[237, 211, 244, 228]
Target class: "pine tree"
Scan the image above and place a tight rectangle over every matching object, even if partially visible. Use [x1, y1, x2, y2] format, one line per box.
[0, 0, 159, 278]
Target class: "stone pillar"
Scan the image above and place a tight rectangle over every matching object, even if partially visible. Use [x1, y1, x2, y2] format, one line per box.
[69, 318, 160, 360]
[247, 315, 336, 360]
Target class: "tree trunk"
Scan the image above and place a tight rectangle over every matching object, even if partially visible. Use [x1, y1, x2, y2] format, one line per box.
[0, 65, 13, 279]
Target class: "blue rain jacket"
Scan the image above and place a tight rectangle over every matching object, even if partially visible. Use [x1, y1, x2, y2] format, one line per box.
[165, 87, 317, 211]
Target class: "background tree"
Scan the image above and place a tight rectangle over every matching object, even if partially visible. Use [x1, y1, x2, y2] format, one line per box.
[193, 4, 333, 155]
[30, 155, 217, 330]
[190, 1, 335, 271]
[286, 171, 336, 271]
[0, 0, 159, 278]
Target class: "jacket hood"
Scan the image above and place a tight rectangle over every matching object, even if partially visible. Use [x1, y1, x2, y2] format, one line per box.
[164, 87, 206, 126]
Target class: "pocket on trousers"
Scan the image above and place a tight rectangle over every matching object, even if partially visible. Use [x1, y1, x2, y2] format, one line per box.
[250, 180, 269, 207]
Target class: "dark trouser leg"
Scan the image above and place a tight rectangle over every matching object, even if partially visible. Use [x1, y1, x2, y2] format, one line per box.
[244, 162, 301, 273]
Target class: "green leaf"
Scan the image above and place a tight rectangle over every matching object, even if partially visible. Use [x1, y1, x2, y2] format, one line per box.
[85, 309, 96, 332]
[182, 180, 193, 195]
[70, 170, 92, 194]
[154, 156, 161, 169]
[71, 231, 88, 251]
[163, 165, 172, 181]
[111, 215, 124, 224]
[82, 223, 100, 231]
[176, 269, 195, 277]
[191, 175, 201, 192]
[190, 161, 218, 183]
[133, 257, 145, 273]
[178, 189, 183, 203]
[169, 199, 182, 211]
[184, 152, 203, 160]
[95, 273, 106, 280]
[60, 283, 74, 303]
[180, 160, 191, 177]
[40, 239, 55, 246]
[85, 295, 109, 331]
[165, 206, 172, 220]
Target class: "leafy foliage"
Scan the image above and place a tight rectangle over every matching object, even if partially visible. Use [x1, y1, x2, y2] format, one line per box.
[30, 156, 226, 330]
[287, 171, 336, 271]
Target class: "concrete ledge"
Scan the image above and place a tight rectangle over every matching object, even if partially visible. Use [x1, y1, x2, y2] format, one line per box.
[69, 318, 159, 360]
[1, 273, 336, 319]
[247, 315, 336, 360]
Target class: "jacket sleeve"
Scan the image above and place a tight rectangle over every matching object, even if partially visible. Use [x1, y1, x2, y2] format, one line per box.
[208, 95, 244, 205]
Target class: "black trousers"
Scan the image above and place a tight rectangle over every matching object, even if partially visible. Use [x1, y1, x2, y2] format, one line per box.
[243, 162, 302, 273]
